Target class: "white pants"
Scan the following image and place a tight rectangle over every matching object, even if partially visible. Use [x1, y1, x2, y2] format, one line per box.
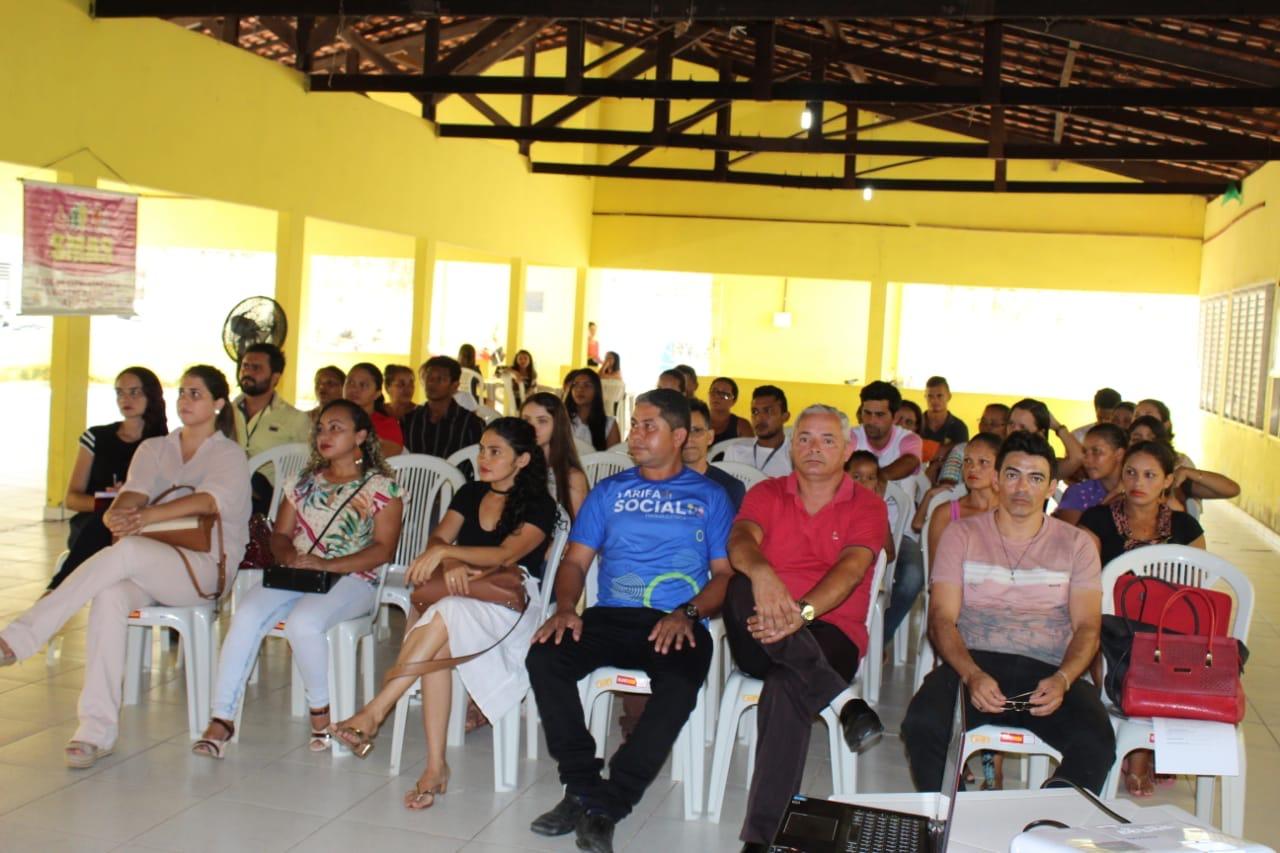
[210, 576, 375, 720]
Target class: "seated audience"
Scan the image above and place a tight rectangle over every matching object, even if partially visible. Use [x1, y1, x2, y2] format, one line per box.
[725, 405, 886, 850]
[234, 343, 313, 515]
[845, 451, 897, 564]
[902, 431, 1114, 794]
[312, 365, 347, 418]
[1072, 387, 1122, 443]
[194, 399, 403, 757]
[685, 399, 746, 511]
[674, 363, 699, 399]
[1010, 397, 1084, 480]
[457, 343, 479, 373]
[49, 367, 168, 591]
[895, 399, 940, 463]
[920, 376, 969, 451]
[1111, 401, 1136, 431]
[328, 418, 557, 809]
[599, 351, 623, 382]
[724, 385, 792, 477]
[525, 390, 733, 852]
[1053, 423, 1127, 525]
[384, 364, 418, 420]
[708, 376, 754, 443]
[932, 402, 1011, 487]
[509, 348, 538, 406]
[656, 368, 687, 395]
[521, 392, 589, 520]
[0, 366, 250, 769]
[402, 356, 485, 458]
[849, 380, 921, 481]
[1126, 416, 1238, 513]
[345, 362, 404, 457]
[566, 367, 621, 451]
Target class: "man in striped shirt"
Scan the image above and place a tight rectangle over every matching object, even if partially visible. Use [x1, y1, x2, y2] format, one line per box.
[400, 356, 484, 459]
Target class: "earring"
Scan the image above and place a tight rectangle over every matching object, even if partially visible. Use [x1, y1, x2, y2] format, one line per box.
[354, 448, 364, 464]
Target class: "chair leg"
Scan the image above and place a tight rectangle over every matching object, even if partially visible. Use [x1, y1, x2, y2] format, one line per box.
[1223, 729, 1246, 836]
[1028, 755, 1051, 789]
[524, 690, 540, 760]
[682, 688, 705, 819]
[359, 635, 375, 705]
[45, 635, 62, 665]
[123, 625, 145, 706]
[866, 602, 883, 705]
[1194, 776, 1215, 827]
[447, 670, 467, 747]
[707, 673, 748, 823]
[745, 708, 758, 789]
[389, 690, 411, 777]
[177, 622, 200, 739]
[335, 631, 358, 730]
[290, 656, 306, 717]
[492, 705, 521, 792]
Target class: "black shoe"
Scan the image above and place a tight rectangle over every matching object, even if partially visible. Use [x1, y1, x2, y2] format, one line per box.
[741, 844, 770, 852]
[530, 794, 586, 836]
[839, 698, 884, 752]
[575, 812, 616, 853]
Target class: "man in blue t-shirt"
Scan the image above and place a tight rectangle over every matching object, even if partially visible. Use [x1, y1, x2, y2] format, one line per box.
[527, 389, 734, 853]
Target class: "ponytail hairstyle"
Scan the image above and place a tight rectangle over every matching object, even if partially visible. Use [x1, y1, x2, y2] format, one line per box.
[348, 362, 389, 416]
[182, 365, 235, 438]
[483, 417, 551, 540]
[304, 398, 393, 478]
[521, 391, 583, 521]
[119, 366, 168, 438]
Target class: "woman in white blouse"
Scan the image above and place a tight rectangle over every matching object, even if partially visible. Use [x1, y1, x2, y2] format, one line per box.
[0, 365, 251, 769]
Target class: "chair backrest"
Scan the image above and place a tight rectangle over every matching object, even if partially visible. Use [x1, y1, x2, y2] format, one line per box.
[708, 436, 753, 463]
[459, 367, 484, 400]
[581, 450, 635, 487]
[499, 373, 528, 416]
[711, 460, 769, 491]
[1100, 544, 1255, 643]
[920, 486, 965, 577]
[246, 442, 312, 521]
[537, 506, 573, 614]
[574, 438, 598, 459]
[474, 404, 501, 424]
[387, 454, 466, 567]
[445, 443, 479, 473]
[601, 379, 626, 419]
[864, 551, 888, 627]
[882, 480, 914, 568]
[453, 390, 479, 411]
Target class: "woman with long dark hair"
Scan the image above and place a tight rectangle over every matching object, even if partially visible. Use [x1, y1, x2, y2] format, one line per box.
[1010, 397, 1085, 480]
[521, 392, 588, 520]
[565, 367, 621, 450]
[329, 418, 558, 811]
[49, 367, 169, 590]
[1, 366, 250, 769]
[345, 362, 404, 456]
[599, 350, 623, 382]
[193, 399, 403, 758]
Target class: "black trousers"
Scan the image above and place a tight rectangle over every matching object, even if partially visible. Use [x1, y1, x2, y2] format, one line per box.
[525, 606, 712, 821]
[723, 574, 861, 845]
[901, 649, 1116, 794]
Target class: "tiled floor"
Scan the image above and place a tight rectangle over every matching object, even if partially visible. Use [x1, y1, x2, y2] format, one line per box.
[0, 489, 1278, 851]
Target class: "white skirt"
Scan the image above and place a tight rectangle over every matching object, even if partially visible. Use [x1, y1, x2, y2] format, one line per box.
[411, 573, 543, 721]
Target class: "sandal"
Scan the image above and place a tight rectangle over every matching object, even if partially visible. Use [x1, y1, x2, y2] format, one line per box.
[329, 723, 377, 759]
[464, 699, 490, 733]
[404, 764, 450, 811]
[192, 718, 235, 760]
[0, 635, 16, 667]
[65, 740, 113, 769]
[308, 706, 332, 753]
[1121, 755, 1155, 798]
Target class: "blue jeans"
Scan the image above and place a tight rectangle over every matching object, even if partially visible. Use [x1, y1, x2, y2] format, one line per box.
[883, 535, 924, 644]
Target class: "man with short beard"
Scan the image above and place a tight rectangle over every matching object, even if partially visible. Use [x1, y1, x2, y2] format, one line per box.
[232, 343, 311, 515]
[848, 380, 921, 482]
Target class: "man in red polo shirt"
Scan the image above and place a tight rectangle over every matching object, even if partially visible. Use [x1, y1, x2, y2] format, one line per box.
[725, 404, 887, 852]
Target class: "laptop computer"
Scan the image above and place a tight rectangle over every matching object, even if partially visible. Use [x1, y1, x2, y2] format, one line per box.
[767, 686, 968, 853]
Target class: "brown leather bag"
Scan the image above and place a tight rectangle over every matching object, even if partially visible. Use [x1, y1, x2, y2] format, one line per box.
[133, 485, 227, 601]
[409, 563, 527, 614]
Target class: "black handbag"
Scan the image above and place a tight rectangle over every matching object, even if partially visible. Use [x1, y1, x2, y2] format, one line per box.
[262, 475, 369, 594]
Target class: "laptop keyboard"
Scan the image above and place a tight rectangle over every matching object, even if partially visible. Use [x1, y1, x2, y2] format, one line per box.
[846, 810, 928, 853]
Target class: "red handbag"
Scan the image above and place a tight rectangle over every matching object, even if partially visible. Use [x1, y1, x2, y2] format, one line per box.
[1113, 574, 1232, 638]
[1121, 588, 1245, 724]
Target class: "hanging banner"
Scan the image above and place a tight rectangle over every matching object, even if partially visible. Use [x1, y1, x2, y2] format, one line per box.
[21, 180, 138, 315]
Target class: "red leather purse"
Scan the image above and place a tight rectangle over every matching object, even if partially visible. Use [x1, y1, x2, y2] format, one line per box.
[1121, 588, 1245, 724]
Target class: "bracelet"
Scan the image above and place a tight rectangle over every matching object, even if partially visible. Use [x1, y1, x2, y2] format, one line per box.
[1053, 670, 1070, 689]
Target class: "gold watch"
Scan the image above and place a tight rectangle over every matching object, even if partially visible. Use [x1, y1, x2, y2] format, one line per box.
[798, 600, 816, 622]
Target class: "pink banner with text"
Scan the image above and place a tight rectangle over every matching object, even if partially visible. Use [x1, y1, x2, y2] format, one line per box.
[22, 181, 137, 315]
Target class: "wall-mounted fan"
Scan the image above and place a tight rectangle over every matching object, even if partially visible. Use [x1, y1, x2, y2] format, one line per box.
[222, 296, 288, 363]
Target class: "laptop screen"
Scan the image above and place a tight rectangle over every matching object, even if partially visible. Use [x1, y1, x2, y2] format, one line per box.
[932, 685, 969, 850]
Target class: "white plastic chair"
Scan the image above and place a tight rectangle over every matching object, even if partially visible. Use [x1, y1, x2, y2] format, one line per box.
[124, 598, 219, 738]
[578, 558, 708, 820]
[474, 404, 501, 424]
[573, 438, 597, 459]
[710, 460, 769, 492]
[1099, 545, 1254, 836]
[459, 367, 484, 401]
[959, 724, 1062, 789]
[445, 443, 478, 475]
[581, 449, 635, 488]
[864, 481, 912, 704]
[387, 507, 571, 791]
[706, 552, 888, 822]
[235, 443, 312, 613]
[453, 390, 478, 411]
[497, 373, 527, 416]
[708, 437, 753, 463]
[908, 487, 964, 690]
[601, 378, 626, 420]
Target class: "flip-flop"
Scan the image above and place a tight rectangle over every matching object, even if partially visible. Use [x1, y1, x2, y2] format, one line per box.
[65, 741, 113, 769]
[403, 765, 450, 811]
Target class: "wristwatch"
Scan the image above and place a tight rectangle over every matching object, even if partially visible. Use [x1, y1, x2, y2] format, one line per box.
[798, 600, 816, 622]
[682, 602, 700, 621]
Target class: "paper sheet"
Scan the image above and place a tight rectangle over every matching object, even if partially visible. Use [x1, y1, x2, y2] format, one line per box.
[1152, 717, 1239, 776]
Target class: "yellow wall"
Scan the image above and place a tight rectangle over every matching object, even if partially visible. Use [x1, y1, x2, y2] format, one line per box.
[1198, 161, 1280, 530]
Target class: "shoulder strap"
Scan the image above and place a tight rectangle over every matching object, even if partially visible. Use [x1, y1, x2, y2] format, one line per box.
[300, 474, 371, 556]
[149, 484, 225, 602]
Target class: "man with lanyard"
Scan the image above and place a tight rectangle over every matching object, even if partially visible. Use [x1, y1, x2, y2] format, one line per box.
[232, 343, 311, 515]
[848, 380, 921, 483]
[526, 389, 734, 853]
[724, 384, 791, 477]
[725, 404, 887, 852]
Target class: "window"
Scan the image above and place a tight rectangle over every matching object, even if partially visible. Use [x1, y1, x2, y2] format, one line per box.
[1222, 285, 1272, 429]
[1199, 296, 1227, 414]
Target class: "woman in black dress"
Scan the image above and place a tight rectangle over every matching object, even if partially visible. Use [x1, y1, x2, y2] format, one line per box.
[48, 367, 167, 590]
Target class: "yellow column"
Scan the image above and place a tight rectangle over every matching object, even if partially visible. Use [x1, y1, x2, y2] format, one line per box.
[506, 257, 527, 361]
[409, 238, 438, 388]
[570, 267, 588, 368]
[273, 212, 310, 403]
[864, 277, 889, 384]
[45, 169, 95, 513]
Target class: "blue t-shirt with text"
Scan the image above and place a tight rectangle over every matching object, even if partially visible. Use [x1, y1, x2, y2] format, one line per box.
[570, 466, 734, 612]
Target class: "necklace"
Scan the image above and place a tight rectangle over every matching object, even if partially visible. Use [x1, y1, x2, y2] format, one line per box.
[489, 484, 513, 495]
[994, 509, 1037, 583]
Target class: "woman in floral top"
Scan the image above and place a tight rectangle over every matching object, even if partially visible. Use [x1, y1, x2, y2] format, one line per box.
[194, 399, 403, 758]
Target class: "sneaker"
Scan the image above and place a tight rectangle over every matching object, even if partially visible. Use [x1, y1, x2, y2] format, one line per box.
[575, 812, 616, 853]
[531, 794, 586, 837]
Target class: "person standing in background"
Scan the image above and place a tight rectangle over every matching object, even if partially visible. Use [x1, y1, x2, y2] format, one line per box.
[586, 321, 600, 367]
